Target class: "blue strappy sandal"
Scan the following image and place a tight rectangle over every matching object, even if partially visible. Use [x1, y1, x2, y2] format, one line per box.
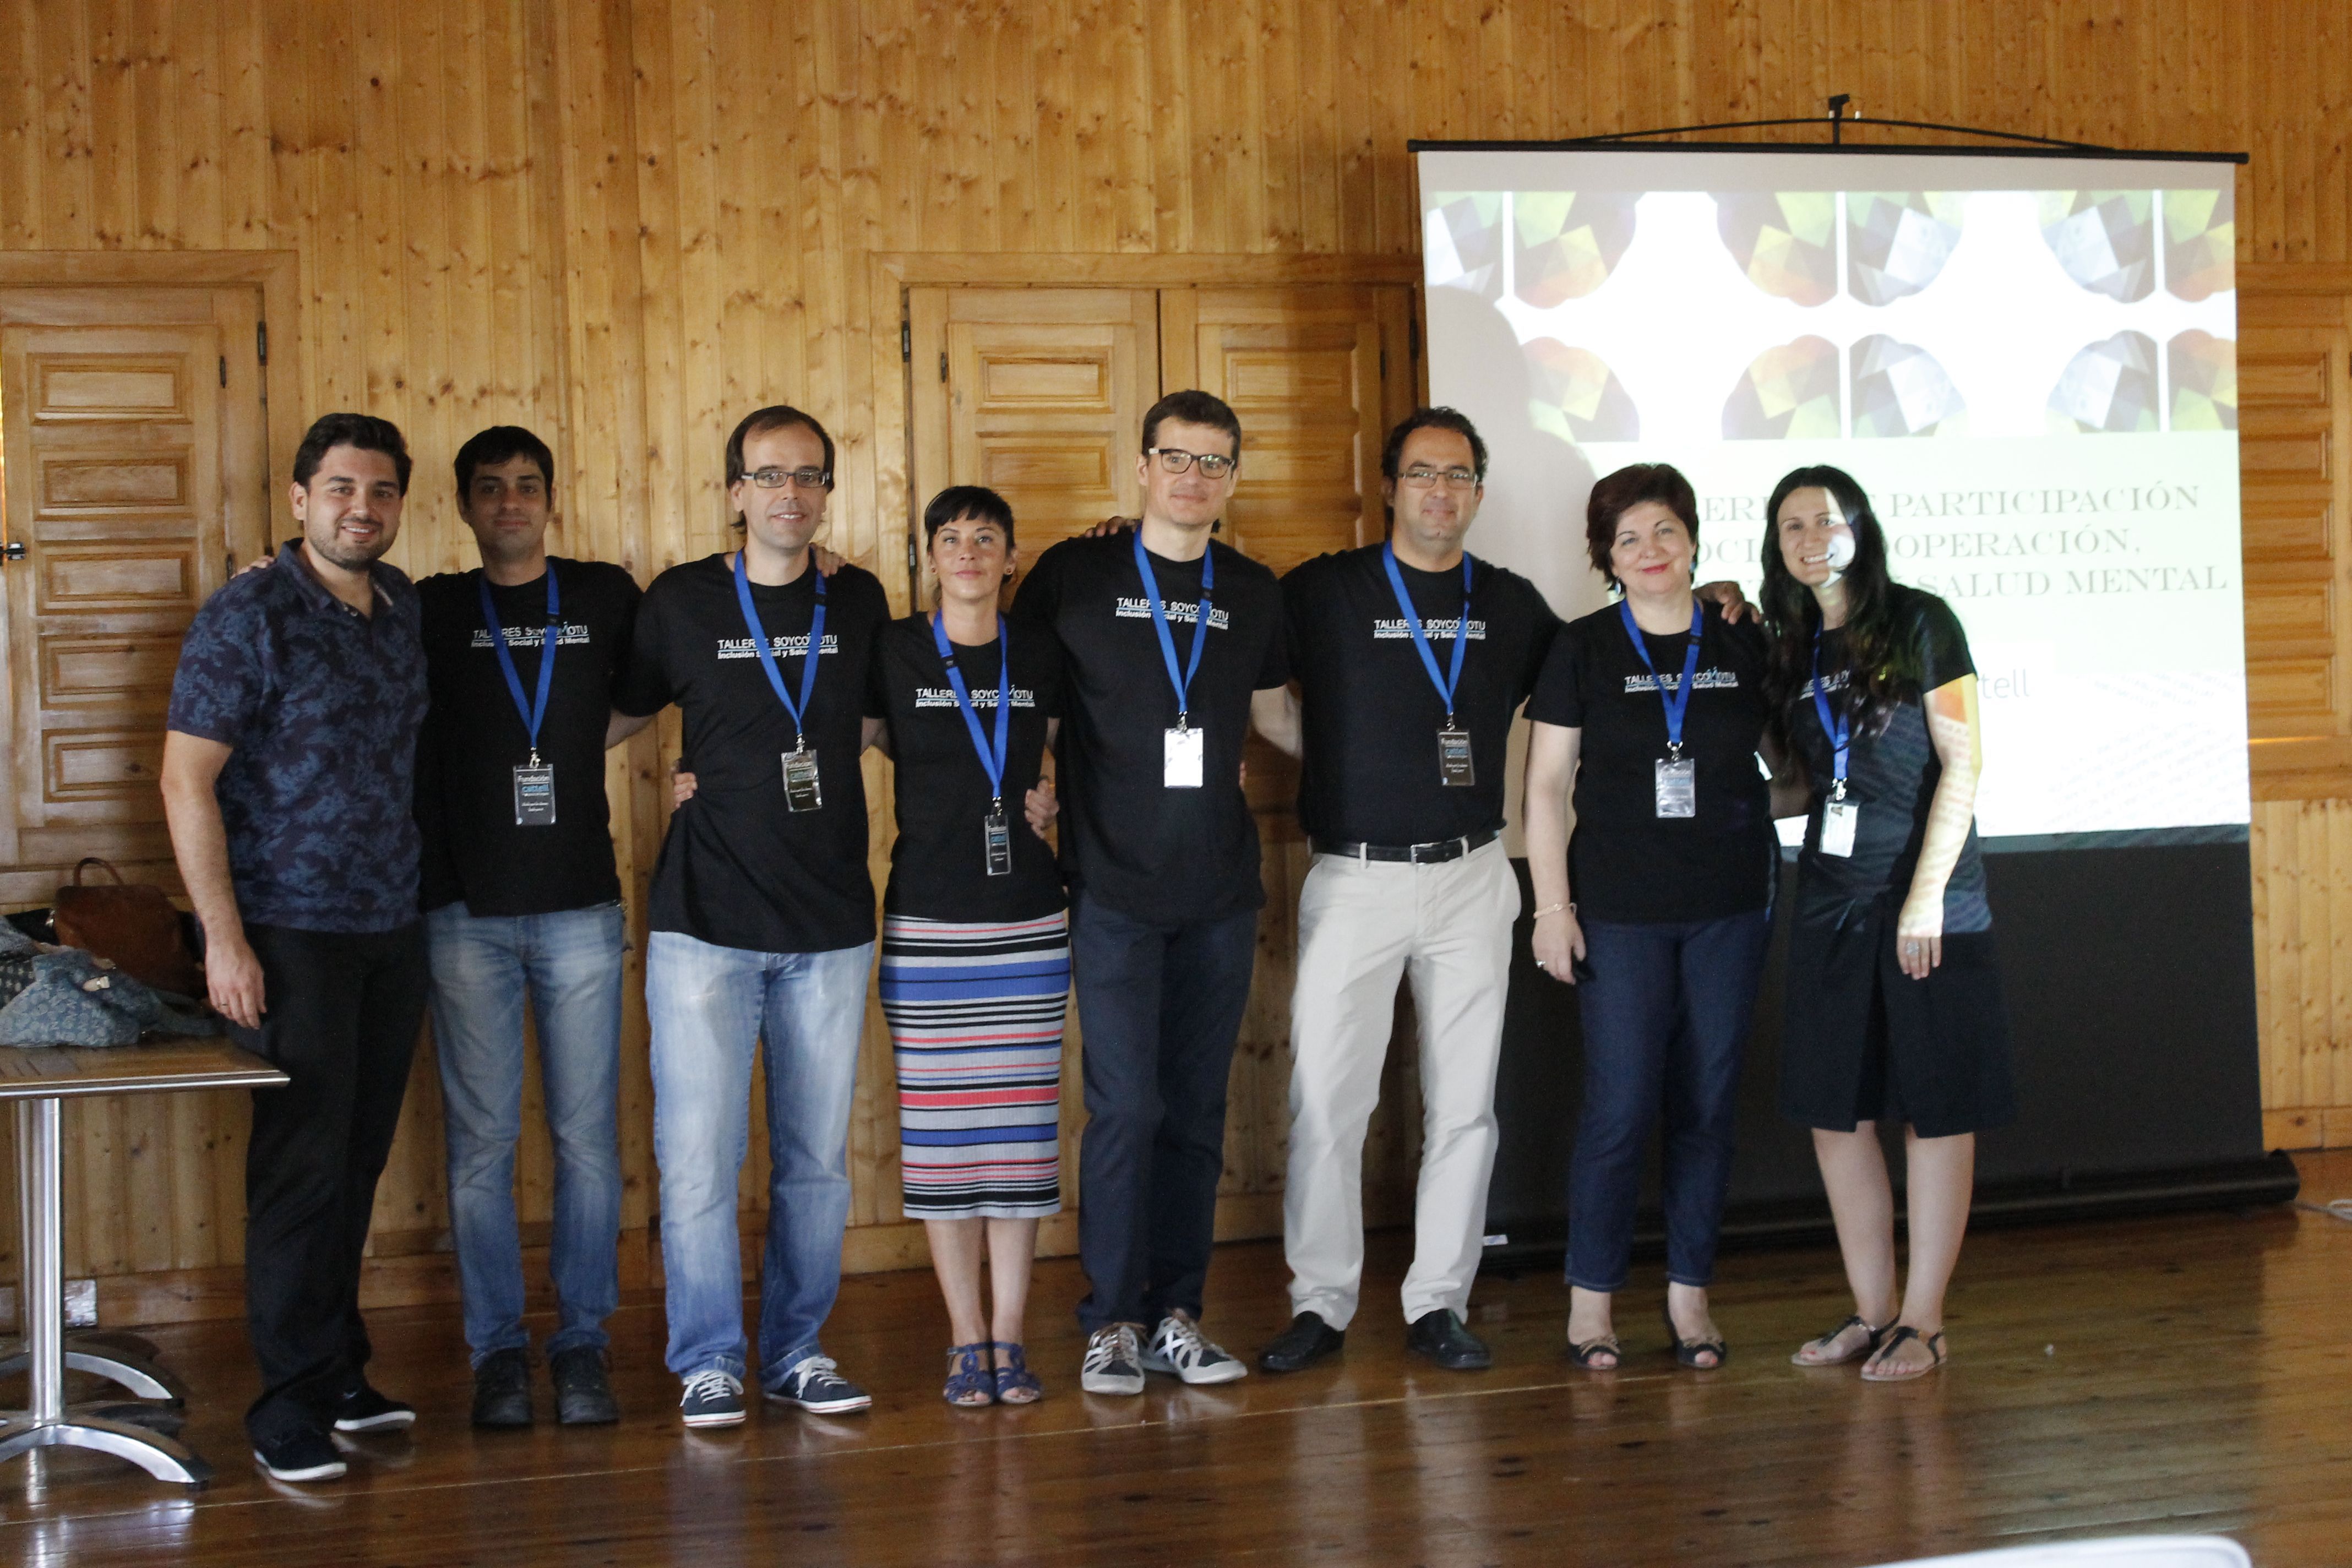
[990, 1342, 1042, 1404]
[944, 1343, 995, 1407]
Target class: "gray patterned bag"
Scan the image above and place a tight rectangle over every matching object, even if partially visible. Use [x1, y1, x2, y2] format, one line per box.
[0, 948, 217, 1048]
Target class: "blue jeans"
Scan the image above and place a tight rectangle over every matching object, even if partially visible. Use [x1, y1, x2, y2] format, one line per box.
[1567, 910, 1771, 1293]
[1070, 895, 1259, 1333]
[645, 930, 873, 1385]
[427, 901, 625, 1366]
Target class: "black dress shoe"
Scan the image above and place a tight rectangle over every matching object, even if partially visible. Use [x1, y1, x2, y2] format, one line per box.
[1257, 1312, 1346, 1374]
[551, 1346, 620, 1425]
[1405, 1309, 1492, 1370]
[471, 1347, 533, 1429]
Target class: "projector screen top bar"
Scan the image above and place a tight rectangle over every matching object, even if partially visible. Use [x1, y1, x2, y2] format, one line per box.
[1408, 137, 2248, 167]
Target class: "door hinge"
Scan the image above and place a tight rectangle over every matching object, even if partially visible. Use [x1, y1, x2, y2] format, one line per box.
[901, 318, 911, 363]
[219, 355, 228, 388]
[939, 350, 949, 384]
[256, 320, 269, 366]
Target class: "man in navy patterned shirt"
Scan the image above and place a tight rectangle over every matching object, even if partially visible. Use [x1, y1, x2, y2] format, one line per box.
[161, 412, 432, 1486]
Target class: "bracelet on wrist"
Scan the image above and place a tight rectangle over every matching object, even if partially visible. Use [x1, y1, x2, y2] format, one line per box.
[1532, 902, 1572, 920]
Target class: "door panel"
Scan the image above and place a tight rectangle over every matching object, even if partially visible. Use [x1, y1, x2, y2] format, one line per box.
[0, 288, 264, 884]
[2238, 321, 2352, 742]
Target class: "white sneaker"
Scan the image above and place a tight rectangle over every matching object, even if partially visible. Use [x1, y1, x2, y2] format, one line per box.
[1142, 1311, 1248, 1385]
[1080, 1324, 1145, 1396]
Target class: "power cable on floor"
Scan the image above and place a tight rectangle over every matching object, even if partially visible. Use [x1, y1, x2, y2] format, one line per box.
[2291, 1197, 2352, 1222]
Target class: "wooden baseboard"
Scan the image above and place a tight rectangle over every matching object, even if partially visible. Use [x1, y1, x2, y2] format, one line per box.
[2263, 1106, 2352, 1151]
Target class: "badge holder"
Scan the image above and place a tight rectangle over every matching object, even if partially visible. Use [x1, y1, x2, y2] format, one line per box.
[1164, 721, 1205, 789]
[1654, 745, 1695, 819]
[984, 799, 1014, 876]
[782, 745, 824, 813]
[1438, 722, 1474, 787]
[513, 752, 557, 826]
[1820, 785, 1858, 857]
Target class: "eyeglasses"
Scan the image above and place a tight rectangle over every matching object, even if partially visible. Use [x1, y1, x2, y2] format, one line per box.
[1399, 466, 1479, 489]
[743, 466, 832, 490]
[1146, 448, 1238, 479]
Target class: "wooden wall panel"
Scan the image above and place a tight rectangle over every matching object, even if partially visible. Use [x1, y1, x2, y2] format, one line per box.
[7, 0, 2352, 1306]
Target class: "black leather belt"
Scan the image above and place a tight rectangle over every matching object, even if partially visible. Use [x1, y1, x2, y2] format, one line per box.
[1311, 829, 1498, 865]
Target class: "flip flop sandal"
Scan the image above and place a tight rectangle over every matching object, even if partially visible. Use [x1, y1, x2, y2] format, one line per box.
[1790, 1314, 1887, 1368]
[1567, 1333, 1624, 1370]
[1859, 1326, 1945, 1383]
[991, 1342, 1043, 1404]
[943, 1343, 995, 1407]
[1662, 1304, 1728, 1369]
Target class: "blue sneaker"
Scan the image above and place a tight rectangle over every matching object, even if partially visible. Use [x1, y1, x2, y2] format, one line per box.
[765, 1355, 872, 1414]
[679, 1367, 745, 1429]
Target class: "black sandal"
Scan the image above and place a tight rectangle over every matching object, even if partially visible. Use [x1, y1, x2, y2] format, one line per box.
[1859, 1325, 1945, 1382]
[1661, 1303, 1727, 1369]
[1566, 1333, 1623, 1370]
[1789, 1314, 1886, 1368]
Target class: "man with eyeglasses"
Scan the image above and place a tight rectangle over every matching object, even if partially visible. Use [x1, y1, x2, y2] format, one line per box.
[611, 405, 893, 1430]
[1012, 389, 1292, 1396]
[1253, 407, 1560, 1375]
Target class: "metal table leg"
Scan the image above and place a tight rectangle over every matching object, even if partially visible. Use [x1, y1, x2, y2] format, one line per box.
[0, 1334, 190, 1404]
[0, 1098, 210, 1487]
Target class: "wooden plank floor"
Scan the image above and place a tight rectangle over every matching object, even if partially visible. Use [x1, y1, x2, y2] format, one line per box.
[3, 1152, 2348, 1567]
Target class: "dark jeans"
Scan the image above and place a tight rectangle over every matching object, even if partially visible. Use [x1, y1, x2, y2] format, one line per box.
[1567, 910, 1770, 1294]
[233, 921, 428, 1443]
[1070, 895, 1257, 1333]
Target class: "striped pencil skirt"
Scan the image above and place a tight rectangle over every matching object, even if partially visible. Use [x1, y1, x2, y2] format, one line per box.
[877, 910, 1070, 1220]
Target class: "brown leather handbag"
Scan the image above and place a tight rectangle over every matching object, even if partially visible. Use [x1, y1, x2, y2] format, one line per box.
[52, 857, 206, 1000]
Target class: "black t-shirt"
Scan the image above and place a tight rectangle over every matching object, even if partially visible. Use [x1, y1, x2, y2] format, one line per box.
[613, 553, 892, 954]
[1788, 585, 1991, 931]
[1011, 532, 1289, 922]
[1527, 603, 1776, 923]
[1283, 546, 1559, 846]
[415, 558, 641, 917]
[865, 613, 1066, 922]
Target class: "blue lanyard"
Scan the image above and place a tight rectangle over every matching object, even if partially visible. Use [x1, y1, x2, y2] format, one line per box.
[930, 611, 1013, 808]
[733, 547, 826, 748]
[478, 566, 560, 764]
[1809, 630, 1852, 796]
[1133, 531, 1213, 725]
[1618, 598, 1705, 756]
[1381, 543, 1473, 723]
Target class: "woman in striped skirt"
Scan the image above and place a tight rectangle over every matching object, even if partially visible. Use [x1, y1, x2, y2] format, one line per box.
[868, 486, 1069, 1406]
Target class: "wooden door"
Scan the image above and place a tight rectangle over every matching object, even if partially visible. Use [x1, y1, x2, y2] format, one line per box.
[2240, 318, 2352, 749]
[0, 287, 268, 899]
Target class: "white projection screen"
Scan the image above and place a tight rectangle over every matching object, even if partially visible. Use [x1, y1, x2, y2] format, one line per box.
[1415, 146, 2246, 847]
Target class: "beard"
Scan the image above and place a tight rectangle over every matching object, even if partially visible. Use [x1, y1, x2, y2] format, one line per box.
[305, 520, 395, 572]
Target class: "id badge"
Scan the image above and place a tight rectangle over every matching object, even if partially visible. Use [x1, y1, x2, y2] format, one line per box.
[513, 764, 556, 827]
[1163, 725, 1204, 789]
[1438, 726, 1474, 788]
[1654, 755, 1696, 819]
[781, 748, 824, 813]
[1820, 796, 1859, 857]
[984, 805, 1014, 877]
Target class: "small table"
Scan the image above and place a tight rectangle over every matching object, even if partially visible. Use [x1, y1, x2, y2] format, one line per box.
[0, 1038, 286, 1488]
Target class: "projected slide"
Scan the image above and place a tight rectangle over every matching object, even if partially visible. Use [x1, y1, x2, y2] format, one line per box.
[1417, 148, 2247, 841]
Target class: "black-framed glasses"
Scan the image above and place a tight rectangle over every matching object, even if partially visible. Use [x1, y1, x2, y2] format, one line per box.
[1399, 466, 1479, 489]
[744, 466, 832, 489]
[1146, 448, 1238, 479]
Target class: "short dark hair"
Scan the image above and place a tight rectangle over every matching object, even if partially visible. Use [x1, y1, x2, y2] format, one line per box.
[922, 485, 1015, 549]
[454, 425, 555, 495]
[1585, 462, 1700, 587]
[1380, 407, 1489, 486]
[1142, 389, 1242, 461]
[293, 413, 412, 494]
[724, 405, 836, 527]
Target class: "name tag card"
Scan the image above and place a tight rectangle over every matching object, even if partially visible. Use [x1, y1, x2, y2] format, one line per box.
[1654, 756, 1696, 819]
[1438, 726, 1474, 788]
[984, 806, 1014, 876]
[1163, 725, 1204, 789]
[1820, 797, 1858, 857]
[782, 748, 824, 813]
[513, 765, 556, 827]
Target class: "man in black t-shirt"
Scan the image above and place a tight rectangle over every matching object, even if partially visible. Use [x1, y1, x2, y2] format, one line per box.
[1255, 409, 1559, 1377]
[612, 406, 892, 1431]
[1011, 390, 1291, 1397]
[413, 426, 645, 1431]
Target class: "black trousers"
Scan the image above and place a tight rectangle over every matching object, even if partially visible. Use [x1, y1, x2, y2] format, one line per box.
[231, 921, 427, 1442]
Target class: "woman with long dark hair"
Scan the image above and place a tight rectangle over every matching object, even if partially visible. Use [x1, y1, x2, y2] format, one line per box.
[1761, 465, 2013, 1383]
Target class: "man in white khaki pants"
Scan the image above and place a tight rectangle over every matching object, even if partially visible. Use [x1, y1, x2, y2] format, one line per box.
[1252, 410, 1560, 1373]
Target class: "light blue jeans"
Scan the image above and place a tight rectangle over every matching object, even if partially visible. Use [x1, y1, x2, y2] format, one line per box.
[645, 929, 874, 1387]
[426, 900, 627, 1366]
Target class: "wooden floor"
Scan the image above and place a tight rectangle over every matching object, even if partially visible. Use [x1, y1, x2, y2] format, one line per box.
[2, 1153, 2348, 1567]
